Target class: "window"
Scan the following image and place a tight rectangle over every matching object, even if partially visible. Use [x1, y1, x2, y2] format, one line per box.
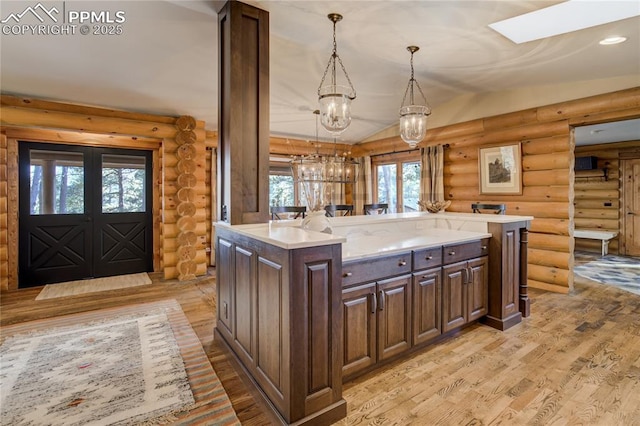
[102, 154, 147, 213]
[373, 152, 421, 213]
[29, 150, 85, 215]
[269, 157, 296, 207]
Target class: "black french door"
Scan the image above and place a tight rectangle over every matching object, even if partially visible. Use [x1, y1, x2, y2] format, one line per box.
[18, 142, 153, 287]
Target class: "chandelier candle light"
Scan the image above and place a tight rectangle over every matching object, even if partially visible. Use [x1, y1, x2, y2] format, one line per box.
[318, 13, 356, 136]
[399, 46, 431, 148]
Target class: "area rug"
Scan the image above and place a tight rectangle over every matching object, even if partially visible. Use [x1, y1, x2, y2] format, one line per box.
[574, 255, 640, 296]
[0, 299, 240, 425]
[35, 272, 152, 300]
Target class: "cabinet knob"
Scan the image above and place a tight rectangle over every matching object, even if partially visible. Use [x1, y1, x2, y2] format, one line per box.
[425, 255, 433, 260]
[398, 260, 407, 266]
[481, 245, 487, 250]
[448, 250, 456, 256]
[343, 272, 353, 278]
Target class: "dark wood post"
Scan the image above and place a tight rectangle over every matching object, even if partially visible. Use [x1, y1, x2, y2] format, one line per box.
[519, 227, 531, 317]
[217, 1, 270, 225]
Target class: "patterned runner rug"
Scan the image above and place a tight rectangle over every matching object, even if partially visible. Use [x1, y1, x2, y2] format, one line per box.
[574, 255, 640, 296]
[35, 273, 152, 300]
[0, 299, 240, 425]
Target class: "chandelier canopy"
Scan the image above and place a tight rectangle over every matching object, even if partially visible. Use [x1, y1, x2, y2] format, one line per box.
[317, 13, 356, 136]
[399, 46, 431, 148]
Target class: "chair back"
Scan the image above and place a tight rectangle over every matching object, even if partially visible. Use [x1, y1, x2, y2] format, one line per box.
[471, 203, 506, 215]
[271, 206, 307, 220]
[325, 204, 354, 217]
[364, 203, 389, 215]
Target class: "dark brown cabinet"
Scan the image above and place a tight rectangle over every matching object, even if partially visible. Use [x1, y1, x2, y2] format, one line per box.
[377, 275, 412, 360]
[442, 256, 488, 333]
[341, 282, 376, 378]
[412, 267, 441, 346]
[342, 274, 412, 379]
[215, 227, 346, 426]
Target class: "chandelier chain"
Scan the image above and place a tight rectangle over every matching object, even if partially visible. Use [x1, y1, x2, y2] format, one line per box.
[401, 49, 428, 109]
[317, 14, 356, 99]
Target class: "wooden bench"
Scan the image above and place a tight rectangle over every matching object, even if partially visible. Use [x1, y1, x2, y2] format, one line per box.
[574, 230, 618, 256]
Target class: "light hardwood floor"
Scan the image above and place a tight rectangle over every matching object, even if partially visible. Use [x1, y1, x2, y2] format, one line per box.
[2, 260, 639, 425]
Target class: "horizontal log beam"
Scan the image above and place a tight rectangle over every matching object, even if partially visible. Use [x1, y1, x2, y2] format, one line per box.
[1, 106, 206, 139]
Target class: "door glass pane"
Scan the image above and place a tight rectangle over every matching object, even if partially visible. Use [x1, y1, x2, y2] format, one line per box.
[102, 154, 146, 213]
[29, 150, 84, 215]
[402, 161, 421, 212]
[377, 164, 397, 213]
[269, 174, 295, 206]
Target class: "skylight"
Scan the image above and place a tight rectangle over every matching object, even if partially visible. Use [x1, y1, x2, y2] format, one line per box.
[489, 0, 640, 44]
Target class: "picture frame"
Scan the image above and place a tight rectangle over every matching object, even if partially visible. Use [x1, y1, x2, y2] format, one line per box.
[478, 143, 522, 195]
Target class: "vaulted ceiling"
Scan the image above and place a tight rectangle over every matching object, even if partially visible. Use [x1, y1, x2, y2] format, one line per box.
[1, 1, 638, 144]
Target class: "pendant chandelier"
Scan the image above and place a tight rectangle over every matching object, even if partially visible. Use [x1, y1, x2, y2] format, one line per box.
[291, 111, 358, 214]
[317, 13, 356, 136]
[399, 46, 431, 148]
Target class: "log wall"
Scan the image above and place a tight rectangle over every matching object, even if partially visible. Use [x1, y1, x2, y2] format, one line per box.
[0, 133, 7, 290]
[0, 95, 209, 290]
[352, 87, 640, 293]
[574, 140, 640, 254]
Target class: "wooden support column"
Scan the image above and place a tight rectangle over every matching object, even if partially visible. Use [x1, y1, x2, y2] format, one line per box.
[218, 1, 270, 224]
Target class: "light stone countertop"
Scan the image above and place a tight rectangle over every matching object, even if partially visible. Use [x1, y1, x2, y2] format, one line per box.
[215, 211, 531, 258]
[340, 227, 491, 261]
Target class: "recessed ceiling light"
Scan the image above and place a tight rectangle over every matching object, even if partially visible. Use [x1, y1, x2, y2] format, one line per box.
[599, 36, 628, 45]
[489, 0, 640, 44]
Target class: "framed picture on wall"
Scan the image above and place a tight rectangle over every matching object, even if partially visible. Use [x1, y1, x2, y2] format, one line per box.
[478, 143, 522, 195]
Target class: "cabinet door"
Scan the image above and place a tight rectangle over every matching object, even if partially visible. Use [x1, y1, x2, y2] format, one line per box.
[216, 237, 234, 336]
[442, 261, 467, 333]
[468, 256, 488, 322]
[342, 282, 377, 378]
[377, 275, 412, 361]
[413, 268, 441, 346]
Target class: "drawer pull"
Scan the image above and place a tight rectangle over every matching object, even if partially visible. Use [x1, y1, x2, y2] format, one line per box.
[425, 255, 433, 260]
[343, 272, 353, 278]
[481, 245, 487, 250]
[370, 292, 377, 314]
[448, 250, 456, 256]
[379, 290, 385, 311]
[398, 260, 407, 266]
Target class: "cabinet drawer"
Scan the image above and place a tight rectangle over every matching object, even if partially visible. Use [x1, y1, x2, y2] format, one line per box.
[412, 247, 442, 270]
[342, 252, 411, 286]
[442, 238, 490, 265]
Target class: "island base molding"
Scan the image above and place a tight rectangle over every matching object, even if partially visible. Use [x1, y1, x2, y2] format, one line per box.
[214, 328, 348, 426]
[482, 312, 523, 331]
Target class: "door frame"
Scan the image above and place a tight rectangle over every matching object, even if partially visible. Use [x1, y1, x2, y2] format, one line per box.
[620, 150, 640, 256]
[17, 142, 155, 286]
[6, 134, 162, 289]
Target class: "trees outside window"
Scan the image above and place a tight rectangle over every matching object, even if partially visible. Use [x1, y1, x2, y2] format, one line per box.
[373, 152, 421, 213]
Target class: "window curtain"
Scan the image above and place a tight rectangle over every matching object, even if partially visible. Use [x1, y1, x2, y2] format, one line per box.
[354, 156, 372, 215]
[420, 145, 445, 205]
[210, 148, 217, 266]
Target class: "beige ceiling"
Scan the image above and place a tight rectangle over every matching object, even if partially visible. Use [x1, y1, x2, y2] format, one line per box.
[1, 1, 639, 144]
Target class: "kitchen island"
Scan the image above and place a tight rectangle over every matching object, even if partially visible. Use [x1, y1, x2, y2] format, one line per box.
[214, 212, 531, 425]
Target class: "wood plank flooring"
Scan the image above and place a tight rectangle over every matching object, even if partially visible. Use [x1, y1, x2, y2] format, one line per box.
[2, 261, 639, 425]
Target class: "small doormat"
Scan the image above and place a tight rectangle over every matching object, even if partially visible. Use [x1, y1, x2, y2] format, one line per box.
[35, 272, 152, 300]
[0, 299, 240, 425]
[574, 255, 640, 295]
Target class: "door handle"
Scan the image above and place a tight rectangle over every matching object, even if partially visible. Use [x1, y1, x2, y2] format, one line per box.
[379, 290, 385, 311]
[370, 292, 377, 314]
[468, 267, 474, 284]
